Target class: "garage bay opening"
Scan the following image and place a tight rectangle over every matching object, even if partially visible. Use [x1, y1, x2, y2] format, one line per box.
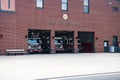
[78, 32, 94, 53]
[28, 29, 50, 54]
[55, 31, 74, 53]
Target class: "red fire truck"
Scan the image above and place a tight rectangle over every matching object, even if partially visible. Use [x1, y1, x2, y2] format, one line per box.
[28, 38, 43, 53]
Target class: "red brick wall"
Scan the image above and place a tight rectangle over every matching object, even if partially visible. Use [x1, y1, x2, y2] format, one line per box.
[90, 0, 120, 52]
[0, 12, 16, 54]
[0, 0, 120, 54]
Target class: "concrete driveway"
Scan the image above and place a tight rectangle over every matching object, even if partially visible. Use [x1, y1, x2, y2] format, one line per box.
[38, 72, 120, 80]
[0, 53, 120, 80]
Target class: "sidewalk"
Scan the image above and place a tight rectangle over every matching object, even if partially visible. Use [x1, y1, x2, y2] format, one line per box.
[0, 53, 120, 80]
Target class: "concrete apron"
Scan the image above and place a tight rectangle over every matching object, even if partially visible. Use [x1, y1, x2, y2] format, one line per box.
[0, 53, 120, 80]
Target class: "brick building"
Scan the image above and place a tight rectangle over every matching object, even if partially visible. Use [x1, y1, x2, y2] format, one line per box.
[0, 0, 120, 54]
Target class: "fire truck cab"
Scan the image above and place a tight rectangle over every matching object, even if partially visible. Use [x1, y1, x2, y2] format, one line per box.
[28, 38, 42, 53]
[54, 37, 74, 53]
[54, 37, 64, 53]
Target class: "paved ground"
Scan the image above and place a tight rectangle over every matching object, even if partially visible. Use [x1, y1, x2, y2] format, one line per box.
[0, 53, 120, 80]
[38, 72, 120, 80]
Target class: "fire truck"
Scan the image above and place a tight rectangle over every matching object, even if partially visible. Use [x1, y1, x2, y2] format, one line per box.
[28, 37, 73, 53]
[54, 37, 64, 53]
[55, 37, 74, 53]
[28, 38, 43, 53]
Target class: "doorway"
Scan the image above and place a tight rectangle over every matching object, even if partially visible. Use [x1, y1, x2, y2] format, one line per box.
[78, 32, 94, 53]
[104, 40, 109, 52]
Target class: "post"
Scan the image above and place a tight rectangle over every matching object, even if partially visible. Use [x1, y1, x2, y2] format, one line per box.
[74, 31, 78, 53]
[50, 30, 56, 53]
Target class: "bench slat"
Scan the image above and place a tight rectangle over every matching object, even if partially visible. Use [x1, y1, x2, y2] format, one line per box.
[6, 49, 25, 52]
[6, 49, 26, 55]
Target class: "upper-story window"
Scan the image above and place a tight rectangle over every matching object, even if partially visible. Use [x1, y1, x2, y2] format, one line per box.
[8, 0, 10, 9]
[0, 1, 1, 10]
[0, 0, 15, 11]
[84, 0, 90, 13]
[62, 0, 68, 11]
[112, 7, 118, 12]
[36, 0, 44, 8]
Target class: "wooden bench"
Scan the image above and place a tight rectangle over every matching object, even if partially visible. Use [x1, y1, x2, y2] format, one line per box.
[6, 49, 27, 55]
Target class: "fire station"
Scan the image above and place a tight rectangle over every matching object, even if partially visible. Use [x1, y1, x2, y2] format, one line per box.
[0, 0, 120, 54]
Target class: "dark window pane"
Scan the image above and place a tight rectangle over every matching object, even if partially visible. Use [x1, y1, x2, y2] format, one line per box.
[0, 1, 1, 10]
[112, 7, 118, 12]
[8, 0, 10, 9]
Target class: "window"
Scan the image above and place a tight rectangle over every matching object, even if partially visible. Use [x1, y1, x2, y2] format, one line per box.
[62, 0, 68, 11]
[112, 7, 118, 12]
[115, 0, 120, 2]
[113, 36, 118, 47]
[0, 0, 15, 11]
[0, 1, 1, 10]
[8, 0, 10, 9]
[36, 0, 44, 8]
[84, 0, 90, 13]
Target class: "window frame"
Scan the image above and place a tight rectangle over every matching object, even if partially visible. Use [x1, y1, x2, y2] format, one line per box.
[83, 0, 90, 14]
[36, 0, 44, 9]
[0, 1, 1, 10]
[112, 7, 118, 12]
[61, 0, 68, 11]
[8, 0, 10, 9]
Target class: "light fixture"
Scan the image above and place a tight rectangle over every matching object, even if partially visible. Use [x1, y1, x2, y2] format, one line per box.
[95, 37, 98, 40]
[0, 34, 3, 38]
[75, 36, 78, 39]
[25, 35, 28, 38]
[52, 36, 55, 39]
